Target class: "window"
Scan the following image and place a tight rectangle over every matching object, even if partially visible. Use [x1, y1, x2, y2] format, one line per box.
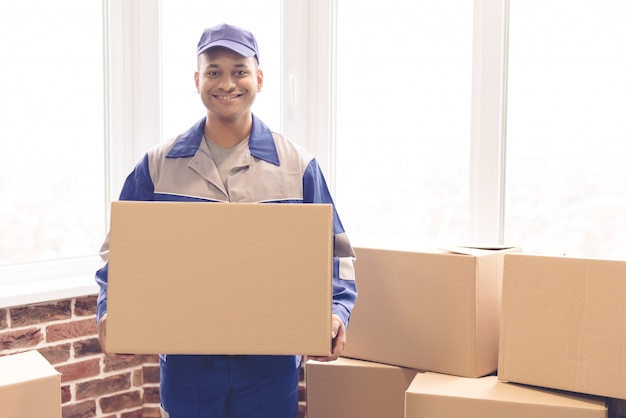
[334, 0, 474, 250]
[5, 0, 624, 307]
[504, 0, 626, 258]
[0, 1, 105, 266]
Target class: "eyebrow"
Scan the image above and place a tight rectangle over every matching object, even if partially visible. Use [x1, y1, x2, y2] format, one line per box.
[205, 63, 250, 69]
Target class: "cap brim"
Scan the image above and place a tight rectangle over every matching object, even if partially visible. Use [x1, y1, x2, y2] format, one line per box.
[197, 39, 256, 58]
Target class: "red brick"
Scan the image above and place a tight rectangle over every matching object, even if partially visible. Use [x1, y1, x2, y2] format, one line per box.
[143, 406, 162, 418]
[61, 385, 72, 403]
[73, 337, 102, 357]
[56, 358, 101, 382]
[38, 343, 71, 364]
[143, 365, 160, 384]
[143, 354, 160, 364]
[104, 355, 147, 372]
[0, 327, 43, 350]
[74, 295, 98, 317]
[120, 409, 144, 418]
[76, 373, 131, 400]
[62, 399, 96, 418]
[46, 318, 97, 342]
[100, 390, 142, 413]
[143, 386, 160, 404]
[10, 301, 71, 327]
[0, 309, 8, 329]
[299, 382, 306, 401]
[133, 368, 144, 386]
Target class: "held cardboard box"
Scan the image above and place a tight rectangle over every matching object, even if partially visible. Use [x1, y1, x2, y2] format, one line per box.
[498, 253, 626, 399]
[107, 201, 333, 356]
[405, 372, 607, 418]
[0, 350, 62, 418]
[306, 357, 420, 418]
[342, 246, 520, 377]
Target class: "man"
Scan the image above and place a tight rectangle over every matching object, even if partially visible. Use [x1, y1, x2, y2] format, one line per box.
[95, 23, 357, 417]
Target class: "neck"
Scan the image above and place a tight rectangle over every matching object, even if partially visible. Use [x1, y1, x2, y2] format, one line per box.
[205, 113, 253, 148]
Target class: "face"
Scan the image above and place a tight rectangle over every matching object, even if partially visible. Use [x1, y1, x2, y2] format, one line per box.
[195, 47, 263, 123]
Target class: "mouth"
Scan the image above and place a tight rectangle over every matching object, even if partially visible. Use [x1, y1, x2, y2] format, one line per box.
[213, 93, 244, 101]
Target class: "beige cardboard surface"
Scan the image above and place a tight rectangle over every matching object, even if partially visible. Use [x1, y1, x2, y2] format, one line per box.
[405, 372, 607, 418]
[0, 350, 62, 418]
[342, 246, 519, 377]
[498, 253, 626, 399]
[306, 357, 420, 418]
[107, 201, 333, 355]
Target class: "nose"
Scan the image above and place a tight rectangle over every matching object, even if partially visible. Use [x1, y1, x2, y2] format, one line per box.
[218, 75, 236, 91]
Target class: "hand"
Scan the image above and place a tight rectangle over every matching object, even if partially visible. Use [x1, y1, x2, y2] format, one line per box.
[97, 313, 135, 360]
[308, 314, 346, 362]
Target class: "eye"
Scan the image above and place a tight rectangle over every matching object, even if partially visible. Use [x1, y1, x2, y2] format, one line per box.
[235, 70, 248, 77]
[206, 70, 220, 77]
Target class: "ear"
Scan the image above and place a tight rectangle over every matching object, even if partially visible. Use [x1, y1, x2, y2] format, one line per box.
[194, 71, 200, 92]
[256, 69, 264, 91]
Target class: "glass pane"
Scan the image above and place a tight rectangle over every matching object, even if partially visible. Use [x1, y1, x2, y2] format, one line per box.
[161, 0, 281, 141]
[335, 1, 473, 250]
[0, 1, 105, 266]
[505, 0, 626, 258]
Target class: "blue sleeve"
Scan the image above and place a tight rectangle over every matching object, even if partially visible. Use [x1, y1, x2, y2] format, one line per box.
[95, 263, 109, 323]
[303, 158, 358, 329]
[95, 154, 155, 323]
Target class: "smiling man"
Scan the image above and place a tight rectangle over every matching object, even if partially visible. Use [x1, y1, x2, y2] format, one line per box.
[195, 24, 262, 148]
[94, 23, 358, 418]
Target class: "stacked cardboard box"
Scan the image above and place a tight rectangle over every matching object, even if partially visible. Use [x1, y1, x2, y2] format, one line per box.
[306, 247, 610, 417]
[342, 245, 520, 378]
[307, 357, 420, 418]
[405, 372, 606, 418]
[498, 253, 626, 400]
[0, 350, 61, 418]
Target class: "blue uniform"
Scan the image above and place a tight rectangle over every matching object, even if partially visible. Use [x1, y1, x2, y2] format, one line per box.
[95, 114, 357, 417]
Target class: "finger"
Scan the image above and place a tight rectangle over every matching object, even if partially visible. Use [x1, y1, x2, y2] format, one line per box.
[309, 336, 343, 362]
[331, 315, 343, 338]
[308, 342, 338, 362]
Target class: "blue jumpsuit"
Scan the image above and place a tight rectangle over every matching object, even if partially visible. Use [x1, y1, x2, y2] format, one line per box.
[95, 114, 358, 418]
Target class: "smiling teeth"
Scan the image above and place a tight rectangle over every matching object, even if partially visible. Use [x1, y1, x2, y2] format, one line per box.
[216, 94, 240, 100]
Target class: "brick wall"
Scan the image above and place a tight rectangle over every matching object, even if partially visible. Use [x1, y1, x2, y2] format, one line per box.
[0, 295, 309, 418]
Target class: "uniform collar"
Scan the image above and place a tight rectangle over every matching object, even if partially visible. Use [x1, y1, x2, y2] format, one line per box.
[166, 113, 280, 166]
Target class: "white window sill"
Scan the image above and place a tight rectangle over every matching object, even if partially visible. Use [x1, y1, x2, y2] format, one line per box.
[0, 275, 99, 309]
[0, 256, 101, 309]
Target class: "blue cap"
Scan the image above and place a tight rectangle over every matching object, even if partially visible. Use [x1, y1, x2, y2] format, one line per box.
[197, 23, 260, 63]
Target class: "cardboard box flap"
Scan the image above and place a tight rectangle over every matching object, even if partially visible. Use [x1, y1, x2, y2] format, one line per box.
[0, 350, 60, 386]
[437, 244, 519, 256]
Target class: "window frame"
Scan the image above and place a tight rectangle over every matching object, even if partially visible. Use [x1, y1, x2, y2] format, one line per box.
[468, 0, 509, 244]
